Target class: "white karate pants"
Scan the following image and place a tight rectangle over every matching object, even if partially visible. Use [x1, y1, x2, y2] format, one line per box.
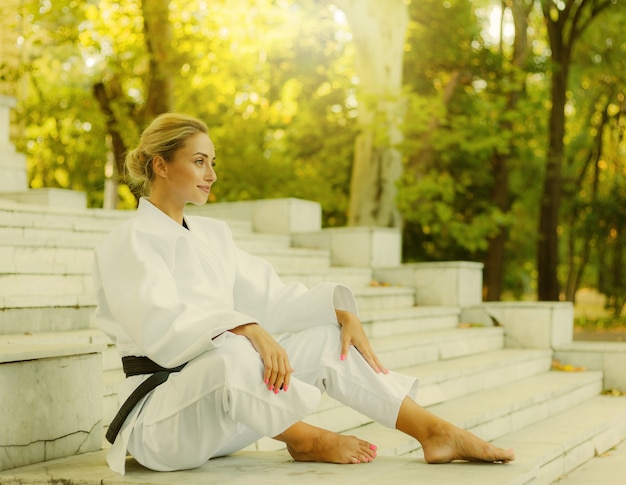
[127, 324, 418, 471]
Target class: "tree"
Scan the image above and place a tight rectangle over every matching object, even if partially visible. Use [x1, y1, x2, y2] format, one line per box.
[92, 0, 177, 206]
[330, 0, 409, 227]
[483, 0, 534, 301]
[561, 6, 626, 310]
[537, 0, 615, 300]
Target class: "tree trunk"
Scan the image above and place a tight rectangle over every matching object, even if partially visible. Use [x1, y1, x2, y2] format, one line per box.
[94, 0, 175, 206]
[142, 0, 174, 120]
[563, 99, 609, 301]
[93, 79, 133, 197]
[332, 0, 408, 227]
[483, 0, 531, 301]
[537, 0, 614, 301]
[538, 62, 566, 301]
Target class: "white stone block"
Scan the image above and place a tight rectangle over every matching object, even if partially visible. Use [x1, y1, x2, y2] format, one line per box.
[187, 198, 322, 234]
[0, 344, 103, 471]
[479, 301, 574, 349]
[375, 261, 483, 306]
[0, 188, 87, 209]
[185, 200, 255, 221]
[554, 342, 626, 390]
[251, 198, 321, 234]
[294, 226, 401, 268]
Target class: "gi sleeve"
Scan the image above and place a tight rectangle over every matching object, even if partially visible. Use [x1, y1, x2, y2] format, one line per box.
[232, 246, 359, 335]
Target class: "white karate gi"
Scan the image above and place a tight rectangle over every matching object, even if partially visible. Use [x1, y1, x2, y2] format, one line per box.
[93, 199, 418, 474]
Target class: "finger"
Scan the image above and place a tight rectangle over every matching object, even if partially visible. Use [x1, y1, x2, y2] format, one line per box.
[267, 355, 279, 390]
[263, 365, 272, 386]
[273, 360, 286, 394]
[340, 334, 351, 361]
[372, 353, 389, 374]
[283, 366, 293, 392]
[359, 346, 382, 373]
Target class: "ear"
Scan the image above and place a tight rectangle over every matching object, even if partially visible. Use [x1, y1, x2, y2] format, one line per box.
[152, 155, 169, 179]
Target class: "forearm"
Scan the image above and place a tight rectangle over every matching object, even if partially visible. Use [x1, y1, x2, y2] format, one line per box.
[229, 322, 261, 337]
[335, 309, 358, 327]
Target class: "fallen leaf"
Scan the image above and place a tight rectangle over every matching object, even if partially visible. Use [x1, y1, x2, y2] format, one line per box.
[552, 360, 586, 372]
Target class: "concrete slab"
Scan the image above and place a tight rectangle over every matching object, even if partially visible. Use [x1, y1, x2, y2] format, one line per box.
[0, 449, 518, 485]
[554, 437, 626, 484]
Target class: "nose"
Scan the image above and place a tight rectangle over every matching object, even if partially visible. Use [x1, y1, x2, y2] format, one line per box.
[204, 163, 217, 183]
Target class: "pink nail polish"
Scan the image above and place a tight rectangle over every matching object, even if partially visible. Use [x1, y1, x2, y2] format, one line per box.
[370, 444, 377, 451]
[283, 385, 289, 392]
[269, 385, 274, 391]
[340, 354, 346, 361]
[274, 388, 279, 394]
[264, 378, 269, 385]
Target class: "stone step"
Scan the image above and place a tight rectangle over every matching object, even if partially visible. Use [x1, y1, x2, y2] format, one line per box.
[0, 302, 459, 338]
[0, 222, 289, 250]
[0, 200, 130, 230]
[3, 407, 625, 485]
[374, 326, 504, 369]
[288, 348, 553, 442]
[0, 245, 94, 273]
[0, 198, 306, 240]
[15, 378, 620, 484]
[0, 282, 419, 336]
[554, 432, 626, 484]
[0, 305, 94, 335]
[0, 341, 104, 472]
[1, 243, 326, 278]
[353, 286, 416, 312]
[280, 267, 374, 289]
[0, 273, 92, 297]
[361, 306, 460, 338]
[0, 251, 334, 299]
[345, 370, 604, 459]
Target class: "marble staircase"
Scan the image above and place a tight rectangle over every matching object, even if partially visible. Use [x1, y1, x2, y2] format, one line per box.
[0, 197, 625, 485]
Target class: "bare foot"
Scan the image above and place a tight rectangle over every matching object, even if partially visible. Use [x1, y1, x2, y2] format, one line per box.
[396, 397, 515, 464]
[422, 424, 515, 464]
[275, 422, 377, 464]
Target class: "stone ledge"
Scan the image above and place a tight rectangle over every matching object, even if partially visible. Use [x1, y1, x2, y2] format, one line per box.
[478, 301, 574, 349]
[0, 343, 103, 471]
[554, 341, 626, 390]
[186, 198, 322, 234]
[0, 342, 103, 364]
[292, 226, 401, 268]
[0, 188, 87, 209]
[375, 261, 483, 306]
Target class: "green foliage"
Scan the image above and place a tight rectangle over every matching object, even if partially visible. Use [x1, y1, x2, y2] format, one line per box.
[399, 0, 545, 275]
[16, 0, 357, 222]
[10, 0, 626, 303]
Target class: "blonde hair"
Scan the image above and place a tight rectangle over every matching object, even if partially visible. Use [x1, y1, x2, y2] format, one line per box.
[125, 113, 209, 195]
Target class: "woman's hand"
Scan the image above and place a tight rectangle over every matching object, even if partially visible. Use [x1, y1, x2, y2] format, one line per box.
[229, 323, 293, 393]
[335, 310, 388, 374]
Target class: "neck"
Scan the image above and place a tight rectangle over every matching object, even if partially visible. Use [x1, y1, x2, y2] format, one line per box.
[146, 193, 185, 225]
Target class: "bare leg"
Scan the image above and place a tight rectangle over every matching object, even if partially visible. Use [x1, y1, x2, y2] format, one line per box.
[396, 397, 515, 464]
[274, 421, 377, 464]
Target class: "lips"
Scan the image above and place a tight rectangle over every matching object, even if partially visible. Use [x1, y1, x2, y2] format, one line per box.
[198, 185, 211, 193]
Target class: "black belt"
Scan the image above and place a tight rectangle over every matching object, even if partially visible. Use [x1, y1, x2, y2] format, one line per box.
[106, 356, 187, 444]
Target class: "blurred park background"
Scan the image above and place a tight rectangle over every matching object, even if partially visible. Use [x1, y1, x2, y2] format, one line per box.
[0, 0, 624, 329]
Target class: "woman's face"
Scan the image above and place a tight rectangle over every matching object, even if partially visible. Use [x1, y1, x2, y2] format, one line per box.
[161, 132, 217, 206]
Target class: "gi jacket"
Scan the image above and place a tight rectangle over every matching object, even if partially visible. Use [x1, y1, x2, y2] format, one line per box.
[93, 198, 358, 472]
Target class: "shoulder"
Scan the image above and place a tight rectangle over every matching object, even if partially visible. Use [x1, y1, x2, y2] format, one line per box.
[186, 215, 233, 237]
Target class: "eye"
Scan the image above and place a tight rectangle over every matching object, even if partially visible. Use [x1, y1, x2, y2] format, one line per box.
[194, 158, 205, 166]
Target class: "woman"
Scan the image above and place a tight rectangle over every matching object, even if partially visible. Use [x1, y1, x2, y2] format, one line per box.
[93, 113, 514, 475]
